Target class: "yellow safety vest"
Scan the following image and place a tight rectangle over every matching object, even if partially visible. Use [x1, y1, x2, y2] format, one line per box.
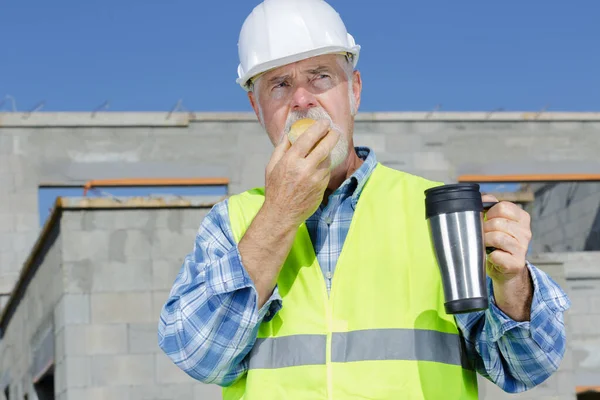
[224, 163, 478, 400]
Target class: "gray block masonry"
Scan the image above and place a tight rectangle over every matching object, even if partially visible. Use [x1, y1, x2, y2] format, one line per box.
[1, 111, 599, 302]
[0, 111, 599, 398]
[0, 195, 594, 399]
[0, 197, 224, 400]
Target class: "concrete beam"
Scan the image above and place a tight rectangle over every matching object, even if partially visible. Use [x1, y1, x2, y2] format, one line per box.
[3, 111, 600, 127]
[0, 112, 192, 127]
[59, 195, 225, 210]
[458, 161, 600, 177]
[486, 190, 535, 203]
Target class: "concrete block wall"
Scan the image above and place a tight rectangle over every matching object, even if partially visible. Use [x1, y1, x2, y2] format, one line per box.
[0, 112, 599, 398]
[0, 206, 226, 400]
[0, 221, 64, 400]
[54, 207, 223, 400]
[535, 252, 600, 392]
[2, 113, 600, 302]
[529, 183, 600, 253]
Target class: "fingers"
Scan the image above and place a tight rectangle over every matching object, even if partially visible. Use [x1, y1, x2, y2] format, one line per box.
[485, 231, 528, 258]
[306, 129, 340, 166]
[487, 250, 522, 274]
[310, 155, 331, 187]
[482, 197, 533, 283]
[481, 194, 499, 204]
[316, 155, 332, 172]
[289, 119, 331, 158]
[485, 201, 528, 224]
[484, 217, 531, 243]
[266, 133, 291, 175]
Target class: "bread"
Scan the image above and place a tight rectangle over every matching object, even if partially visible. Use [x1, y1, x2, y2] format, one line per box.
[287, 118, 317, 144]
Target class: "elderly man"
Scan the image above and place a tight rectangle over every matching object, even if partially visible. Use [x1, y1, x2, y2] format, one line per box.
[158, 0, 570, 398]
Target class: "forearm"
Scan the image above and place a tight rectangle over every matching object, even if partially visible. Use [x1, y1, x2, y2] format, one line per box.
[459, 311, 567, 393]
[456, 263, 571, 393]
[238, 203, 297, 308]
[158, 201, 282, 385]
[241, 120, 335, 308]
[159, 248, 279, 385]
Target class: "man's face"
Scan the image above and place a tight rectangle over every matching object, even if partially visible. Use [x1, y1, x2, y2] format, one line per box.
[248, 54, 361, 169]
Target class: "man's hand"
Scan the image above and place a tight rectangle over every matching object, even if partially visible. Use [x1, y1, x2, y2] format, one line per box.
[237, 120, 339, 308]
[482, 194, 534, 321]
[264, 119, 340, 229]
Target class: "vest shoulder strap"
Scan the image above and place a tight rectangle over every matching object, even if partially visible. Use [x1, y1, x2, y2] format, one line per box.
[369, 163, 443, 192]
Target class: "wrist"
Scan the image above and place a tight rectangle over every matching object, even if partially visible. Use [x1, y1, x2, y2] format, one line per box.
[261, 199, 300, 233]
[257, 201, 299, 239]
[492, 266, 533, 322]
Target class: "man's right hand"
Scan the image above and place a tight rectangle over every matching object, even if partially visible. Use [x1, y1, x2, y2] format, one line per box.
[237, 119, 339, 309]
[263, 119, 340, 229]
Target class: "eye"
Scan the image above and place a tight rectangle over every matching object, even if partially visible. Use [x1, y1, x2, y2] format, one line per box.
[317, 74, 330, 79]
[272, 81, 289, 90]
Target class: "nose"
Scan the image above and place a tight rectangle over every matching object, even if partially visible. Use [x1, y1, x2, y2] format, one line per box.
[291, 86, 317, 111]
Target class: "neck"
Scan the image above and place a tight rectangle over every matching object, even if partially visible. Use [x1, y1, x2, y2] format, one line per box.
[322, 148, 364, 205]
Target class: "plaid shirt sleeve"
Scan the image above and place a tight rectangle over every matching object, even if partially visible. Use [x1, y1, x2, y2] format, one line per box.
[455, 262, 571, 393]
[157, 200, 282, 386]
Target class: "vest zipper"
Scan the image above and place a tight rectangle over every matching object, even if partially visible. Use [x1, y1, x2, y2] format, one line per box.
[324, 198, 356, 400]
[323, 211, 334, 400]
[325, 288, 333, 400]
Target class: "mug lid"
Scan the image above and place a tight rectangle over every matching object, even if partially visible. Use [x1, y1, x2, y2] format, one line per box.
[424, 183, 483, 218]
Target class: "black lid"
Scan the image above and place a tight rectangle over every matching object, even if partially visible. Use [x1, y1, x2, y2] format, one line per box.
[424, 183, 484, 219]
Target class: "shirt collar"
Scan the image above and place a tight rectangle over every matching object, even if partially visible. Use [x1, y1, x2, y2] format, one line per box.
[334, 146, 378, 209]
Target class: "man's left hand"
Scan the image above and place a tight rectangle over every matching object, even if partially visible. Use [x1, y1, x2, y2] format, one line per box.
[482, 194, 532, 282]
[482, 194, 533, 321]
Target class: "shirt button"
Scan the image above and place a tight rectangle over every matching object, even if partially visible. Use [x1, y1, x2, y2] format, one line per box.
[326, 272, 332, 279]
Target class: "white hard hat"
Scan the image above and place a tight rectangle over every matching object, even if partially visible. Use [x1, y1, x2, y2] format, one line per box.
[236, 0, 361, 91]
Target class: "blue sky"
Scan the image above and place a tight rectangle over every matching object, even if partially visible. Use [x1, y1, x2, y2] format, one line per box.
[2, 0, 599, 112]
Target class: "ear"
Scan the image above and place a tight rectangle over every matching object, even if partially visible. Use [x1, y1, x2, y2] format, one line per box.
[248, 91, 262, 124]
[352, 70, 362, 115]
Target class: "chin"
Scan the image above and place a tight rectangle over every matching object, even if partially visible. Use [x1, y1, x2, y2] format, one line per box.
[329, 136, 351, 170]
[330, 149, 350, 173]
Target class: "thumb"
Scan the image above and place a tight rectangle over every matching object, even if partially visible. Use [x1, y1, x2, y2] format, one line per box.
[266, 133, 291, 174]
[482, 193, 499, 203]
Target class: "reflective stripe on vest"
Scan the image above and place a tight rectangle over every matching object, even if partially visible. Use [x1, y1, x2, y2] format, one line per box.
[248, 334, 327, 369]
[248, 329, 472, 370]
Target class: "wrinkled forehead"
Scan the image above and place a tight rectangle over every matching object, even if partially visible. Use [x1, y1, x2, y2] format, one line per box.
[257, 54, 345, 84]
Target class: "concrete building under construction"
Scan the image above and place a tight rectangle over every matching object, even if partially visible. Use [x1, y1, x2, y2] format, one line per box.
[0, 111, 598, 399]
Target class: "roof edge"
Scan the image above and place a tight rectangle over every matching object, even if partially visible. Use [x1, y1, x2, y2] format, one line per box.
[2, 111, 600, 127]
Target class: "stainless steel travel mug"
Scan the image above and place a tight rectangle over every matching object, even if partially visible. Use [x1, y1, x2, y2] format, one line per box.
[424, 183, 495, 314]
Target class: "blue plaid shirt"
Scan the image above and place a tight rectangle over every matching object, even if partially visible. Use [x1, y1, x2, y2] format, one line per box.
[158, 147, 571, 393]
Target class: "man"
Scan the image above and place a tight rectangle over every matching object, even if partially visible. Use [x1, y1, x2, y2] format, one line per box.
[158, 0, 570, 398]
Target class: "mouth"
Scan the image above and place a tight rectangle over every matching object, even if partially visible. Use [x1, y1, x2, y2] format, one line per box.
[284, 108, 333, 135]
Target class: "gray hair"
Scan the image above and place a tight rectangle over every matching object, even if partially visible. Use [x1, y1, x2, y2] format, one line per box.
[337, 53, 357, 116]
[249, 80, 265, 127]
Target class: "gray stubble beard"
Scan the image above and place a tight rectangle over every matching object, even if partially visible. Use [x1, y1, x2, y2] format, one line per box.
[283, 107, 349, 171]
